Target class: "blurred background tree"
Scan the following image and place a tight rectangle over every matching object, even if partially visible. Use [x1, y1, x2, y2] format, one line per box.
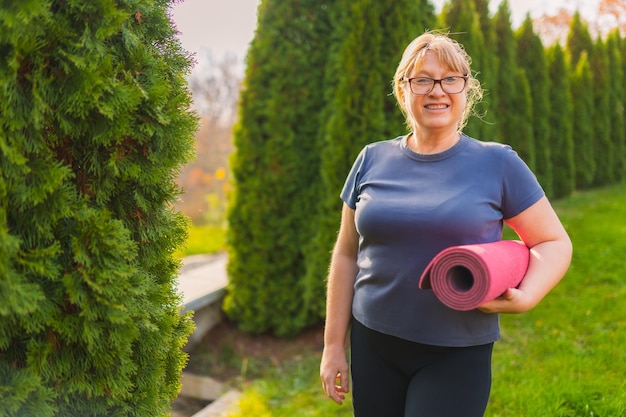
[176, 0, 626, 336]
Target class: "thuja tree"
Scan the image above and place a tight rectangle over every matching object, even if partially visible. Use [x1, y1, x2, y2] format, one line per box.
[589, 38, 613, 186]
[516, 16, 554, 196]
[224, 0, 333, 336]
[622, 34, 626, 181]
[606, 30, 625, 182]
[566, 12, 594, 69]
[301, 0, 435, 324]
[0, 0, 196, 415]
[546, 43, 575, 199]
[470, 0, 499, 141]
[439, 0, 494, 139]
[492, 0, 536, 168]
[570, 52, 596, 189]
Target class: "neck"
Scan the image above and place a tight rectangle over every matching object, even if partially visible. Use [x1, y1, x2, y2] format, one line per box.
[409, 130, 461, 154]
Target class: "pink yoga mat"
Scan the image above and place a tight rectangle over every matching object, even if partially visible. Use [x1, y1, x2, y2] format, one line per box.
[418, 240, 530, 311]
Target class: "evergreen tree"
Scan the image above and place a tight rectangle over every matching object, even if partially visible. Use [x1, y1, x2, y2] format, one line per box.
[472, 0, 493, 40]
[302, 0, 435, 323]
[589, 37, 613, 186]
[516, 15, 553, 196]
[606, 30, 625, 182]
[566, 12, 594, 68]
[622, 35, 626, 181]
[378, 1, 436, 138]
[569, 52, 596, 189]
[510, 68, 535, 169]
[0, 1, 196, 415]
[491, 1, 536, 166]
[470, 0, 500, 141]
[224, 0, 333, 336]
[438, 0, 496, 139]
[546, 44, 576, 198]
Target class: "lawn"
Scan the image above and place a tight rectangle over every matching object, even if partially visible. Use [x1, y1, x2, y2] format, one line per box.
[196, 183, 626, 416]
[176, 223, 226, 258]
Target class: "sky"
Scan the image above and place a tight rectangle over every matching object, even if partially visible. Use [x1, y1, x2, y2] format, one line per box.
[171, 0, 599, 69]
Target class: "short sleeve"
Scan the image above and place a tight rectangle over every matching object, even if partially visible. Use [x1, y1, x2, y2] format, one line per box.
[340, 147, 368, 209]
[501, 146, 545, 219]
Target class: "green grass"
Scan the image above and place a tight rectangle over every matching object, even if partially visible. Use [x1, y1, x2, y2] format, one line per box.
[221, 183, 626, 416]
[490, 183, 626, 416]
[176, 223, 226, 258]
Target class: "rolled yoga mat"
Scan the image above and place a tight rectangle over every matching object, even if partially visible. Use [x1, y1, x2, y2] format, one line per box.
[418, 240, 530, 311]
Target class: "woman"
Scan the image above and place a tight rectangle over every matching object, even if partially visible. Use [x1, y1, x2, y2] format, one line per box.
[319, 31, 572, 417]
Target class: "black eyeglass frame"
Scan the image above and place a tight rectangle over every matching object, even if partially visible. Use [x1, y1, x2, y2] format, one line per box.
[403, 75, 469, 95]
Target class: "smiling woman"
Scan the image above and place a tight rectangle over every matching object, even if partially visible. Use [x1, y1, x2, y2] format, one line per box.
[320, 30, 572, 417]
[393, 32, 479, 153]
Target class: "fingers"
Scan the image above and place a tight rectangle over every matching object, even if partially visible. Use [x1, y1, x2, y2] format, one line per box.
[478, 288, 530, 314]
[500, 288, 514, 300]
[339, 371, 350, 394]
[321, 371, 348, 405]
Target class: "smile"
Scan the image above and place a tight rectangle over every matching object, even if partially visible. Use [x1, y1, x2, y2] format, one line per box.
[424, 104, 449, 110]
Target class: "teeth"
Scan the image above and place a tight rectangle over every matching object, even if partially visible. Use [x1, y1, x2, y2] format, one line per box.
[426, 104, 448, 109]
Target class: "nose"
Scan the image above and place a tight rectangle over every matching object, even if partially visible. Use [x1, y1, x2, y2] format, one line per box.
[429, 80, 446, 94]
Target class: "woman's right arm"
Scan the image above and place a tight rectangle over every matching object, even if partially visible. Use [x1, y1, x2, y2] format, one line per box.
[320, 203, 359, 405]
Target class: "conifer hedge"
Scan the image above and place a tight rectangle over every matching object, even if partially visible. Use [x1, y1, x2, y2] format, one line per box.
[606, 31, 624, 182]
[547, 43, 576, 198]
[227, 0, 626, 336]
[0, 1, 196, 415]
[590, 38, 613, 186]
[224, 0, 333, 336]
[570, 52, 596, 189]
[516, 16, 553, 196]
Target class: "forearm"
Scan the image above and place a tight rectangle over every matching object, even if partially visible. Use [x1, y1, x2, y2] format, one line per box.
[324, 252, 358, 349]
[321, 205, 359, 405]
[480, 196, 572, 314]
[518, 237, 572, 309]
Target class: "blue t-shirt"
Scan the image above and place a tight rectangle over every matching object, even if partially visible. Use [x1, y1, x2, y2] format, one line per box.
[341, 134, 544, 347]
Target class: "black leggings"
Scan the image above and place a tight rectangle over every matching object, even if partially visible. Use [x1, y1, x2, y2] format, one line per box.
[350, 319, 493, 417]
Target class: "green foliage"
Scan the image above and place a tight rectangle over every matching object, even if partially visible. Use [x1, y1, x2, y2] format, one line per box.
[623, 35, 626, 182]
[516, 16, 553, 196]
[225, 0, 333, 336]
[570, 52, 596, 189]
[226, 0, 435, 336]
[491, 2, 523, 149]
[510, 68, 535, 168]
[589, 38, 614, 186]
[0, 0, 196, 415]
[302, 0, 384, 327]
[546, 44, 576, 198]
[606, 31, 625, 182]
[566, 12, 594, 68]
[439, 0, 497, 140]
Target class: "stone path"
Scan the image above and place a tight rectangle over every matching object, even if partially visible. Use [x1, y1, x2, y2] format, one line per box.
[178, 253, 228, 310]
[175, 253, 241, 417]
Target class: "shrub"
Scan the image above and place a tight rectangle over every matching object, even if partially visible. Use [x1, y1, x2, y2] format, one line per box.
[0, 0, 196, 415]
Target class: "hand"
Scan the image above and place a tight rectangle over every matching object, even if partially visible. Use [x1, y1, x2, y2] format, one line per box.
[320, 345, 350, 405]
[478, 287, 533, 314]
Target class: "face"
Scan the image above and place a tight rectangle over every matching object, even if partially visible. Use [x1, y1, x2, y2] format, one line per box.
[404, 51, 467, 134]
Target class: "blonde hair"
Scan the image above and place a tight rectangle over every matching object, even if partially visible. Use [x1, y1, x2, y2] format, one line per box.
[392, 31, 483, 131]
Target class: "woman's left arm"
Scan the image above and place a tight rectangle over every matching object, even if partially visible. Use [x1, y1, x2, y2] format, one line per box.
[479, 196, 573, 314]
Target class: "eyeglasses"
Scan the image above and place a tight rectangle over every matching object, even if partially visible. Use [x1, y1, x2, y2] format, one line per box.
[404, 75, 468, 95]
